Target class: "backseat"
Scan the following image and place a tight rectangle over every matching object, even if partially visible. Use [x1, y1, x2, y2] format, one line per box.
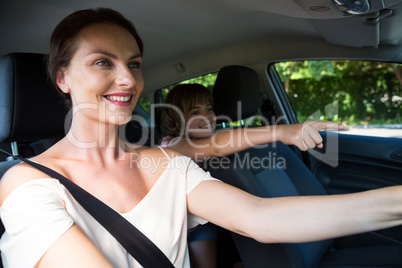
[206, 65, 402, 268]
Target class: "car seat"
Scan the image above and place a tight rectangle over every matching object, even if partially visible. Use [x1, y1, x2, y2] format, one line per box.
[206, 65, 402, 268]
[0, 52, 71, 267]
[0, 53, 68, 159]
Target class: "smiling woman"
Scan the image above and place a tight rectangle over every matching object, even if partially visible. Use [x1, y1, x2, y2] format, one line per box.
[47, 10, 143, 111]
[54, 23, 143, 128]
[1, 6, 402, 268]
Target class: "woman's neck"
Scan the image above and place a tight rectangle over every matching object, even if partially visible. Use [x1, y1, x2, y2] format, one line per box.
[63, 114, 126, 164]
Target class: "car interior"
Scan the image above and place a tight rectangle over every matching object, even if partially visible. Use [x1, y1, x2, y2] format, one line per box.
[0, 0, 401, 267]
[206, 65, 402, 267]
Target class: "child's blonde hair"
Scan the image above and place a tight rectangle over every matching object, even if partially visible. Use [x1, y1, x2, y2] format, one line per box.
[161, 84, 214, 138]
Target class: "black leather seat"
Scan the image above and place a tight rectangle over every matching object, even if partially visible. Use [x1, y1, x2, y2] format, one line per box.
[0, 53, 68, 159]
[0, 53, 68, 144]
[207, 65, 402, 268]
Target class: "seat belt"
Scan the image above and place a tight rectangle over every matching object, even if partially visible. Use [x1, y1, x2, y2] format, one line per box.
[0, 149, 174, 268]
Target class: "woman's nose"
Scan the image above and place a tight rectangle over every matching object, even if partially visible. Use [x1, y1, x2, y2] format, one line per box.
[115, 66, 136, 88]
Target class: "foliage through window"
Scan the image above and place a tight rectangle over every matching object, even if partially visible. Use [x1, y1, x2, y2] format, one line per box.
[137, 97, 150, 113]
[273, 60, 401, 137]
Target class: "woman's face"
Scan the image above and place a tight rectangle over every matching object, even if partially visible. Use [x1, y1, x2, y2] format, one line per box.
[185, 102, 216, 139]
[56, 23, 144, 125]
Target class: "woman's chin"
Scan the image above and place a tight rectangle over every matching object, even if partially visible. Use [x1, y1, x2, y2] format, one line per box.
[109, 115, 132, 126]
[119, 117, 132, 125]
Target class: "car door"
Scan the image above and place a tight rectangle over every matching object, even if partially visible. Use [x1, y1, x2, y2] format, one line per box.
[269, 60, 402, 243]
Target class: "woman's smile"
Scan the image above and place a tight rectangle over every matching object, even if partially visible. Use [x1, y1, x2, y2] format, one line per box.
[103, 93, 134, 107]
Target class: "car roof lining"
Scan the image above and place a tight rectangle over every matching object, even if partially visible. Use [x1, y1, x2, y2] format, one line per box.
[2, 0, 402, 95]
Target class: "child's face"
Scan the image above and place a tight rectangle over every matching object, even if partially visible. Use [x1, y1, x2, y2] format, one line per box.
[185, 102, 216, 139]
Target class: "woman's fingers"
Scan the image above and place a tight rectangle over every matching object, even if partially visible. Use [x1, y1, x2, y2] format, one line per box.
[313, 121, 345, 131]
[300, 121, 340, 150]
[285, 121, 344, 151]
[309, 126, 323, 145]
[301, 132, 318, 150]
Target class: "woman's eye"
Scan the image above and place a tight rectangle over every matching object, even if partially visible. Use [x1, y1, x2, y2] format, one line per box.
[128, 61, 141, 69]
[95, 59, 111, 67]
[190, 110, 199, 115]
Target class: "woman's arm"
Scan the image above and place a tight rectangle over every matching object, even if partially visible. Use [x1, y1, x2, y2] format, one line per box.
[170, 121, 344, 161]
[188, 180, 402, 243]
[37, 225, 114, 268]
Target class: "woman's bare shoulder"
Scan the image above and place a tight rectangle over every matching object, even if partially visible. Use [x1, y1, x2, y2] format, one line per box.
[0, 160, 53, 205]
[0, 141, 66, 205]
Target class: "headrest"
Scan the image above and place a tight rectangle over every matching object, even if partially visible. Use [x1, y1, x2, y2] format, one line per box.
[0, 53, 68, 143]
[213, 65, 262, 122]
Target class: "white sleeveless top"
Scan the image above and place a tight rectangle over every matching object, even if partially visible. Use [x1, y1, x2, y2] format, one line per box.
[0, 147, 219, 267]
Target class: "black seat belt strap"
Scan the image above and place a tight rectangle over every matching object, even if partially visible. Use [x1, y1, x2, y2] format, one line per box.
[0, 149, 174, 268]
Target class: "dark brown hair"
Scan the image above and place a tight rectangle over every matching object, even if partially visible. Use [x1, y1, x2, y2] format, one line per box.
[161, 84, 214, 138]
[47, 8, 144, 108]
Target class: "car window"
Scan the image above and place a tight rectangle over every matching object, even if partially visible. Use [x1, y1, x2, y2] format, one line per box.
[271, 60, 402, 138]
[137, 96, 151, 113]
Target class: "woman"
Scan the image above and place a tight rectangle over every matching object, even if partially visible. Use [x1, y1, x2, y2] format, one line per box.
[0, 8, 401, 268]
